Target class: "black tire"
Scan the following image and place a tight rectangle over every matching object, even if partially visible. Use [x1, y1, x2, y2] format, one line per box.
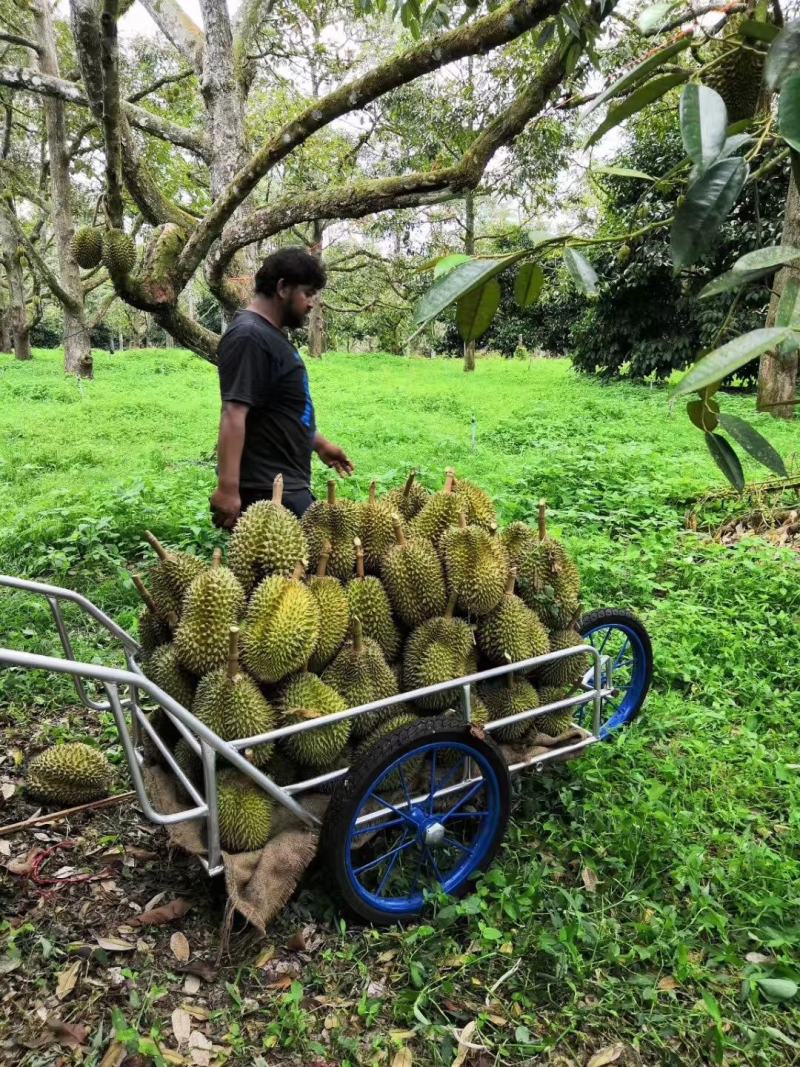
[579, 607, 653, 731]
[320, 715, 511, 925]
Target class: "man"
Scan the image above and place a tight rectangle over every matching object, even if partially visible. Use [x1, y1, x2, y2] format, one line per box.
[209, 247, 354, 528]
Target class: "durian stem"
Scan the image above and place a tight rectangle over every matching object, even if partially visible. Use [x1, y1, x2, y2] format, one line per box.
[354, 536, 366, 578]
[538, 499, 547, 542]
[292, 560, 306, 580]
[444, 590, 458, 619]
[459, 511, 468, 530]
[167, 611, 179, 631]
[402, 470, 417, 497]
[144, 530, 168, 560]
[352, 616, 364, 653]
[391, 514, 406, 546]
[503, 652, 513, 689]
[227, 626, 240, 681]
[327, 480, 337, 506]
[444, 468, 456, 494]
[132, 574, 157, 614]
[212, 547, 222, 568]
[369, 480, 377, 504]
[505, 568, 516, 596]
[272, 473, 284, 506]
[317, 539, 332, 577]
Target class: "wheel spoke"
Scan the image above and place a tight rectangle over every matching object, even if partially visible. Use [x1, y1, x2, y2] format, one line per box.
[598, 627, 612, 655]
[398, 765, 412, 809]
[440, 780, 485, 822]
[353, 833, 415, 877]
[374, 840, 408, 896]
[442, 834, 472, 855]
[409, 847, 426, 895]
[367, 792, 417, 827]
[445, 810, 487, 822]
[426, 848, 445, 885]
[351, 815, 406, 838]
[427, 750, 438, 813]
[613, 640, 631, 670]
[432, 753, 468, 796]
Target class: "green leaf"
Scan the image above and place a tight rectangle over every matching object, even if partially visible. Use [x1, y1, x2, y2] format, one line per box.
[718, 133, 753, 159]
[738, 18, 780, 43]
[765, 24, 800, 89]
[585, 73, 688, 148]
[687, 396, 719, 430]
[433, 253, 471, 279]
[413, 253, 524, 326]
[734, 244, 800, 272]
[514, 263, 544, 308]
[757, 978, 799, 1002]
[776, 276, 800, 327]
[717, 413, 788, 476]
[705, 432, 745, 492]
[637, 1, 676, 35]
[456, 278, 502, 342]
[671, 157, 748, 270]
[586, 36, 693, 116]
[778, 74, 800, 152]
[698, 266, 773, 299]
[564, 247, 598, 295]
[674, 328, 796, 396]
[591, 164, 655, 181]
[681, 84, 728, 173]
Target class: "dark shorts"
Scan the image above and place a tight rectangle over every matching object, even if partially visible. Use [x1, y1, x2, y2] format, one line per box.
[240, 486, 315, 519]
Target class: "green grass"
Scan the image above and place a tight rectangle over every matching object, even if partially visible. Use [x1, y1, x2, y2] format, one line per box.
[1, 347, 800, 1065]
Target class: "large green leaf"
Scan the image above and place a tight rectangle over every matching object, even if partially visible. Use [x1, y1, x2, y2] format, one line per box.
[637, 2, 676, 35]
[433, 253, 471, 279]
[680, 84, 728, 173]
[413, 253, 524, 326]
[674, 327, 796, 396]
[698, 266, 774, 299]
[776, 276, 800, 327]
[586, 36, 693, 116]
[514, 263, 544, 308]
[757, 978, 799, 1002]
[564, 248, 598, 295]
[738, 18, 780, 43]
[456, 279, 502, 342]
[705, 432, 745, 492]
[671, 157, 748, 270]
[718, 133, 753, 159]
[687, 396, 720, 430]
[778, 74, 800, 152]
[734, 244, 800, 272]
[591, 164, 655, 181]
[765, 23, 800, 89]
[717, 413, 788, 476]
[585, 73, 688, 148]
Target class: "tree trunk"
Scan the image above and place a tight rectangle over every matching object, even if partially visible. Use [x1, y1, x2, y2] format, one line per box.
[463, 186, 476, 373]
[34, 0, 92, 379]
[757, 173, 799, 419]
[0, 211, 32, 361]
[308, 219, 326, 358]
[0, 304, 11, 354]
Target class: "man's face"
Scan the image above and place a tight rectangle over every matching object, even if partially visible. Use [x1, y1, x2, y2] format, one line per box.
[279, 282, 318, 329]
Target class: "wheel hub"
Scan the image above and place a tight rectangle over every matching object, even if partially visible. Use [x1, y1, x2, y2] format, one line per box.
[423, 821, 445, 847]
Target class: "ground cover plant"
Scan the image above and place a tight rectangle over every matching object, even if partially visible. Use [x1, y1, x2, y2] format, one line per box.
[1, 348, 799, 1066]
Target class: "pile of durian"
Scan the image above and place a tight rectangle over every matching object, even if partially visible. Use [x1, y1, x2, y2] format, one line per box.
[134, 471, 587, 853]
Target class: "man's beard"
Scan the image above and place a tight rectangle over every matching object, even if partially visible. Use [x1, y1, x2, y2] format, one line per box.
[284, 308, 307, 329]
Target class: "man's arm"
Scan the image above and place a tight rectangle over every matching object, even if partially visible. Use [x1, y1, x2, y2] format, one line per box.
[210, 401, 249, 529]
[313, 432, 355, 477]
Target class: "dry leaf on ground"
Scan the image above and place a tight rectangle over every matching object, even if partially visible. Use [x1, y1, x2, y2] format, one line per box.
[657, 976, 679, 991]
[171, 1007, 191, 1048]
[170, 931, 191, 962]
[391, 1049, 413, 1067]
[96, 937, 136, 952]
[174, 959, 217, 983]
[55, 960, 81, 1001]
[581, 867, 599, 892]
[587, 1044, 625, 1067]
[131, 897, 190, 927]
[46, 1017, 90, 1048]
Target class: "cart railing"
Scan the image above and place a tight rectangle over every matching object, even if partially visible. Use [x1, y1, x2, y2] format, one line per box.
[0, 574, 614, 876]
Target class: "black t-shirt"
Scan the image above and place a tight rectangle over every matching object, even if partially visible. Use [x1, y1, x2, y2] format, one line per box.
[217, 310, 316, 493]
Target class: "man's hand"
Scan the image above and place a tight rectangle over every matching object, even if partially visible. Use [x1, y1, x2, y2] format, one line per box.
[209, 485, 242, 530]
[315, 435, 354, 477]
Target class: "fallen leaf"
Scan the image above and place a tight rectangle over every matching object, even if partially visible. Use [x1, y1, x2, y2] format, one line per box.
[10, 747, 24, 767]
[131, 897, 190, 927]
[391, 1049, 413, 1067]
[170, 931, 191, 963]
[189, 1030, 213, 1067]
[1, 783, 16, 800]
[46, 1017, 90, 1048]
[266, 975, 294, 991]
[581, 867, 599, 893]
[7, 848, 40, 875]
[183, 975, 201, 995]
[0, 840, 11, 857]
[452, 1020, 486, 1067]
[98, 1040, 127, 1067]
[96, 937, 136, 952]
[171, 1007, 191, 1048]
[587, 1044, 625, 1067]
[181, 1004, 210, 1020]
[746, 952, 772, 964]
[658, 976, 679, 991]
[0, 956, 21, 974]
[254, 945, 276, 967]
[378, 950, 398, 963]
[286, 929, 306, 952]
[174, 959, 217, 983]
[143, 890, 168, 913]
[55, 960, 81, 1001]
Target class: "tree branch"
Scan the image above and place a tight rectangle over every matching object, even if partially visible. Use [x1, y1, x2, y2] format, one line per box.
[0, 199, 80, 313]
[138, 0, 205, 73]
[100, 0, 124, 227]
[0, 32, 41, 54]
[174, 0, 568, 289]
[127, 68, 193, 102]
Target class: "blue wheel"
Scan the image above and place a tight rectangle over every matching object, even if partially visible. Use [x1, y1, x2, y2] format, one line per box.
[321, 716, 510, 924]
[578, 608, 653, 738]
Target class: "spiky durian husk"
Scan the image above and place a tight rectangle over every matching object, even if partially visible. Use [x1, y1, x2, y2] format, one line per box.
[228, 499, 308, 594]
[358, 497, 397, 573]
[517, 539, 580, 630]
[384, 478, 430, 521]
[354, 711, 422, 790]
[408, 491, 463, 545]
[402, 615, 477, 711]
[261, 748, 298, 787]
[217, 769, 273, 852]
[241, 575, 320, 684]
[478, 677, 540, 743]
[381, 538, 447, 628]
[453, 478, 496, 529]
[703, 22, 766, 123]
[70, 226, 104, 269]
[173, 737, 202, 789]
[146, 643, 196, 710]
[278, 672, 351, 770]
[499, 522, 538, 569]
[535, 630, 589, 689]
[476, 592, 549, 666]
[346, 576, 401, 660]
[102, 229, 137, 275]
[307, 575, 351, 673]
[322, 634, 400, 741]
[137, 609, 171, 658]
[174, 565, 246, 675]
[26, 743, 113, 805]
[440, 523, 510, 617]
[148, 551, 205, 616]
[193, 668, 276, 766]
[302, 496, 360, 579]
[533, 687, 574, 737]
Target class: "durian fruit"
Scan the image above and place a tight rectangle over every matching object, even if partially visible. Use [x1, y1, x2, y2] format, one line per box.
[102, 228, 137, 275]
[26, 743, 113, 805]
[346, 538, 401, 660]
[313, 746, 353, 794]
[535, 629, 589, 689]
[440, 512, 510, 617]
[307, 540, 351, 673]
[70, 226, 103, 269]
[228, 475, 308, 593]
[217, 768, 272, 852]
[241, 563, 320, 684]
[322, 617, 401, 741]
[384, 471, 430, 521]
[278, 672, 351, 771]
[302, 480, 359, 579]
[516, 501, 580, 630]
[173, 737, 202, 788]
[144, 531, 205, 617]
[262, 748, 298, 787]
[402, 593, 478, 711]
[408, 468, 463, 545]
[174, 549, 246, 675]
[132, 574, 173, 660]
[703, 18, 766, 122]
[146, 642, 196, 709]
[381, 515, 447, 628]
[437, 690, 489, 766]
[476, 568, 550, 665]
[193, 628, 276, 768]
[140, 707, 180, 762]
[479, 676, 540, 743]
[358, 481, 397, 573]
[354, 711, 422, 791]
[499, 521, 538, 569]
[453, 477, 496, 529]
[534, 687, 574, 737]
